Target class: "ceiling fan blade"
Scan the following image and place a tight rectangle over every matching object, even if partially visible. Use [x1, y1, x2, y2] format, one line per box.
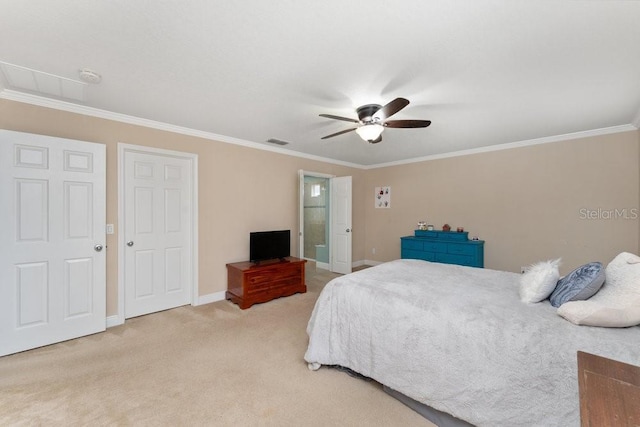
[319, 114, 359, 123]
[373, 97, 410, 121]
[384, 119, 432, 128]
[321, 128, 357, 139]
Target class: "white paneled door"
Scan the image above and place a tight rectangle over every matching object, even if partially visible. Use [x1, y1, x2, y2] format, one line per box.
[122, 147, 194, 319]
[331, 176, 352, 274]
[0, 130, 106, 357]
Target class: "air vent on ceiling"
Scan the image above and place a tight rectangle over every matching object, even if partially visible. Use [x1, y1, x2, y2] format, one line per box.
[0, 61, 87, 101]
[266, 138, 290, 146]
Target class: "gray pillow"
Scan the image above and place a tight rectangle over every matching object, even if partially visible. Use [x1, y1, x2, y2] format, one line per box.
[549, 262, 605, 308]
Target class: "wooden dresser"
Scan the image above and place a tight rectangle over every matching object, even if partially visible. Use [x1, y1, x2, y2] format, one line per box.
[226, 257, 307, 309]
[401, 230, 484, 268]
[578, 351, 640, 426]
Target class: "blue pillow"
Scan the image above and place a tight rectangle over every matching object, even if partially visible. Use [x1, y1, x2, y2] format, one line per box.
[549, 262, 605, 308]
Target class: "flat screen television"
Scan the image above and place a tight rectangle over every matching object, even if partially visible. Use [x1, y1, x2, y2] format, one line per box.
[250, 230, 290, 263]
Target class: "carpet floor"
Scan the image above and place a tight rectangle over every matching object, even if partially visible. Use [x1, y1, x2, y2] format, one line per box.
[0, 264, 432, 426]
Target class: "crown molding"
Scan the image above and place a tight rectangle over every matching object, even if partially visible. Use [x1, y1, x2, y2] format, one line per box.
[365, 124, 638, 169]
[2, 88, 636, 171]
[0, 89, 365, 169]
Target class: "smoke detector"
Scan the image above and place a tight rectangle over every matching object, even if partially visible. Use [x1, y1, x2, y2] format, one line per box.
[78, 68, 102, 84]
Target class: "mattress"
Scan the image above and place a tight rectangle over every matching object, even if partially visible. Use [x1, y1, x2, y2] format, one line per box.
[305, 259, 640, 426]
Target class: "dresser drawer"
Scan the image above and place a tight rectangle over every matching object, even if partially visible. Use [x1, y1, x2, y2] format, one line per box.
[446, 243, 477, 256]
[402, 249, 435, 262]
[246, 274, 300, 295]
[245, 266, 300, 290]
[226, 258, 307, 309]
[400, 235, 484, 268]
[401, 239, 423, 251]
[436, 252, 473, 266]
[423, 241, 447, 253]
[402, 238, 446, 253]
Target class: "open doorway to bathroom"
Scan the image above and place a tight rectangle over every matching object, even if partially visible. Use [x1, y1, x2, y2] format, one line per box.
[299, 172, 331, 270]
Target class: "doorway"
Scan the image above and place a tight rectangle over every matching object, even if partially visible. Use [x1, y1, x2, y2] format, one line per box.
[298, 171, 352, 274]
[303, 175, 330, 269]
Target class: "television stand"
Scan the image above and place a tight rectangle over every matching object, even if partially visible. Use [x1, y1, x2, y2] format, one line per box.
[226, 257, 306, 309]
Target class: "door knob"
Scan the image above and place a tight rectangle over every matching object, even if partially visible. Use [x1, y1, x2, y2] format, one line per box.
[94, 244, 103, 252]
[346, 228, 351, 233]
[127, 241, 134, 247]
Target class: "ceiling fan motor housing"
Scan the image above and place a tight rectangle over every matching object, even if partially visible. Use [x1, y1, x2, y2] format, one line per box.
[357, 104, 382, 123]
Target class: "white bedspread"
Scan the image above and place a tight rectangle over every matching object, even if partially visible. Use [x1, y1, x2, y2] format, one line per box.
[305, 259, 640, 426]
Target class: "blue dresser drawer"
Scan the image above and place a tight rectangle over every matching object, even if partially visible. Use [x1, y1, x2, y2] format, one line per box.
[414, 230, 468, 241]
[400, 233, 484, 268]
[414, 230, 439, 238]
[447, 243, 476, 256]
[423, 241, 447, 253]
[436, 253, 473, 266]
[439, 231, 468, 241]
[402, 249, 435, 262]
[401, 239, 424, 251]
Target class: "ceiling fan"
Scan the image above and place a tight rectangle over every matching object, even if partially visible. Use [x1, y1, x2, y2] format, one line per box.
[319, 97, 431, 144]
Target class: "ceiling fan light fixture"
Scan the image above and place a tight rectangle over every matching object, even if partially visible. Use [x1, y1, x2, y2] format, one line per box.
[320, 97, 429, 143]
[356, 123, 384, 142]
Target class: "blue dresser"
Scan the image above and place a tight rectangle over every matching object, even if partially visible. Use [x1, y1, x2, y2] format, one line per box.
[401, 230, 484, 268]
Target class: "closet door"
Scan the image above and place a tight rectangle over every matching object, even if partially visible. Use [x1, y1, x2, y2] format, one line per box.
[121, 146, 194, 318]
[0, 130, 106, 356]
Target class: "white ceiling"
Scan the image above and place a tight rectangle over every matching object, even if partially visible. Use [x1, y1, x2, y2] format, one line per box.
[1, 1, 639, 166]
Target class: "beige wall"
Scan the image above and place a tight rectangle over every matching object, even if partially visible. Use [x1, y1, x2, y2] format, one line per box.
[0, 99, 365, 316]
[365, 130, 640, 274]
[2, 98, 639, 317]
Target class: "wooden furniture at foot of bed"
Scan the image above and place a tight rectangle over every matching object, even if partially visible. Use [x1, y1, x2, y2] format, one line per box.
[578, 351, 640, 426]
[226, 257, 306, 309]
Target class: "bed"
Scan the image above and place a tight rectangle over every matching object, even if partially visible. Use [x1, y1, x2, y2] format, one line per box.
[304, 259, 640, 426]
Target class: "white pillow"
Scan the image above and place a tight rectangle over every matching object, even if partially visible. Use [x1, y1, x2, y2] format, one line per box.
[519, 259, 561, 303]
[557, 252, 640, 327]
[557, 298, 640, 327]
[600, 252, 640, 304]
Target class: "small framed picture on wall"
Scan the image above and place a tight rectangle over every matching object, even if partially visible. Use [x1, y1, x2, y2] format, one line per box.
[375, 186, 390, 208]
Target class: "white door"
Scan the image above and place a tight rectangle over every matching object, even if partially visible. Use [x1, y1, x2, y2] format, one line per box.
[331, 176, 352, 274]
[122, 147, 194, 318]
[298, 170, 305, 259]
[0, 130, 106, 356]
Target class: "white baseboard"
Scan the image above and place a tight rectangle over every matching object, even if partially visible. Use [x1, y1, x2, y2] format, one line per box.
[315, 261, 330, 270]
[197, 290, 226, 306]
[312, 259, 381, 271]
[107, 291, 227, 328]
[352, 260, 365, 268]
[106, 315, 124, 328]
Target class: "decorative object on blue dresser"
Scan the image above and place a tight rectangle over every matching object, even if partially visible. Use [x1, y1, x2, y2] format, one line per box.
[401, 230, 484, 268]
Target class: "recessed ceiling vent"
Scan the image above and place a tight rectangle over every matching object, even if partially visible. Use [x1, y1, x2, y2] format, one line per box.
[0, 61, 87, 101]
[266, 138, 290, 146]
